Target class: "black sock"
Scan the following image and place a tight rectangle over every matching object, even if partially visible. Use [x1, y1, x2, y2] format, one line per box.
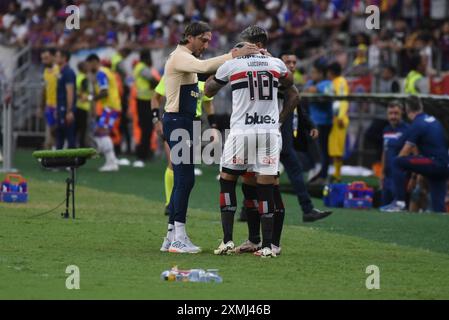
[247, 208, 261, 244]
[272, 185, 285, 247]
[257, 184, 275, 248]
[242, 183, 260, 244]
[220, 178, 237, 243]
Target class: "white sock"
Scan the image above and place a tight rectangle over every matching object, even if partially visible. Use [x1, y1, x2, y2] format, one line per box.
[174, 221, 186, 241]
[166, 224, 174, 241]
[95, 136, 117, 166]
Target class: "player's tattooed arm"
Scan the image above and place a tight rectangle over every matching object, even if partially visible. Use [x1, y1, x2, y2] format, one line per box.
[279, 85, 300, 125]
[204, 75, 225, 98]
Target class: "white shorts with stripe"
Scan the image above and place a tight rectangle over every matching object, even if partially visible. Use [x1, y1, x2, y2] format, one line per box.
[220, 130, 282, 176]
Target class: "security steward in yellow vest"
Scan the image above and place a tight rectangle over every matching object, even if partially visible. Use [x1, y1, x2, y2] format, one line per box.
[405, 54, 428, 95]
[132, 50, 161, 166]
[75, 61, 91, 148]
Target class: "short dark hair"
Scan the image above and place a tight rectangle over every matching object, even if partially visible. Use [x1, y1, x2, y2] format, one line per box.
[42, 47, 56, 56]
[409, 53, 424, 71]
[327, 62, 342, 76]
[383, 64, 397, 75]
[406, 96, 423, 113]
[179, 21, 211, 45]
[86, 53, 100, 62]
[388, 100, 404, 109]
[77, 61, 86, 72]
[240, 25, 268, 47]
[140, 49, 152, 65]
[313, 59, 327, 76]
[57, 49, 71, 62]
[279, 52, 297, 59]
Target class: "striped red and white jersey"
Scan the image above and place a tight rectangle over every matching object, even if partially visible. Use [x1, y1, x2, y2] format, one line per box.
[214, 54, 288, 131]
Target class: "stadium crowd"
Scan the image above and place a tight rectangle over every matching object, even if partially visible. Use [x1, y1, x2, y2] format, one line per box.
[1, 0, 449, 73]
[1, 0, 449, 215]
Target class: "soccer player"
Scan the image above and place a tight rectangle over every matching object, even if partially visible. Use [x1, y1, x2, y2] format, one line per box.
[85, 54, 122, 172]
[205, 26, 298, 258]
[55, 49, 76, 150]
[39, 48, 59, 150]
[327, 62, 350, 182]
[152, 75, 217, 218]
[379, 101, 409, 206]
[382, 99, 449, 213]
[154, 21, 259, 254]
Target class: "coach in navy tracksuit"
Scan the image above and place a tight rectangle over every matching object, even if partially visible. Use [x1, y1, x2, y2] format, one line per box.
[55, 49, 76, 149]
[380, 101, 409, 206]
[383, 101, 449, 212]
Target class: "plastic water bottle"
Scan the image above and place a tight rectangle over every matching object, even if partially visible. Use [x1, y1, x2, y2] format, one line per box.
[161, 267, 222, 283]
[206, 269, 223, 283]
[188, 269, 201, 282]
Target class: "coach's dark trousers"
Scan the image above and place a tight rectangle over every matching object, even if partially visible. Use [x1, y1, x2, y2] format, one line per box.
[280, 113, 313, 214]
[56, 107, 76, 149]
[163, 112, 195, 224]
[393, 155, 449, 212]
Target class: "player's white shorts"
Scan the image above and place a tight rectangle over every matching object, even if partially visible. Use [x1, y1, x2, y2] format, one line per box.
[220, 130, 282, 176]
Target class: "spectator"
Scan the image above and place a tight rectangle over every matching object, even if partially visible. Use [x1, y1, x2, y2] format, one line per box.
[309, 0, 346, 43]
[379, 65, 401, 93]
[439, 21, 449, 72]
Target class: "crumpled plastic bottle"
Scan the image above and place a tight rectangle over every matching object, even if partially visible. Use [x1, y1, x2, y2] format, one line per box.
[161, 266, 222, 283]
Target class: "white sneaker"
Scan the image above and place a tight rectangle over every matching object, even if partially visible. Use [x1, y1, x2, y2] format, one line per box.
[168, 236, 201, 253]
[133, 160, 145, 168]
[271, 244, 281, 256]
[213, 240, 235, 255]
[99, 163, 119, 172]
[254, 247, 276, 258]
[235, 240, 262, 254]
[117, 158, 131, 166]
[160, 237, 171, 252]
[194, 168, 203, 176]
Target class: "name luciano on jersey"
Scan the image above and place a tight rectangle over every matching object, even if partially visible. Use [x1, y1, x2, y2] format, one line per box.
[247, 61, 269, 67]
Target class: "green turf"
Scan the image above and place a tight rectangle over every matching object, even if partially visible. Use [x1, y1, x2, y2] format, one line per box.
[1, 149, 449, 299]
[32, 148, 97, 159]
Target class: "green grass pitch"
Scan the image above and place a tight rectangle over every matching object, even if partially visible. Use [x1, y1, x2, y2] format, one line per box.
[1, 149, 449, 299]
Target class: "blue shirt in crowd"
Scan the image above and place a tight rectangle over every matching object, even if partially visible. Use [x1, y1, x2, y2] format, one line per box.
[405, 113, 449, 164]
[305, 79, 333, 126]
[383, 122, 409, 177]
